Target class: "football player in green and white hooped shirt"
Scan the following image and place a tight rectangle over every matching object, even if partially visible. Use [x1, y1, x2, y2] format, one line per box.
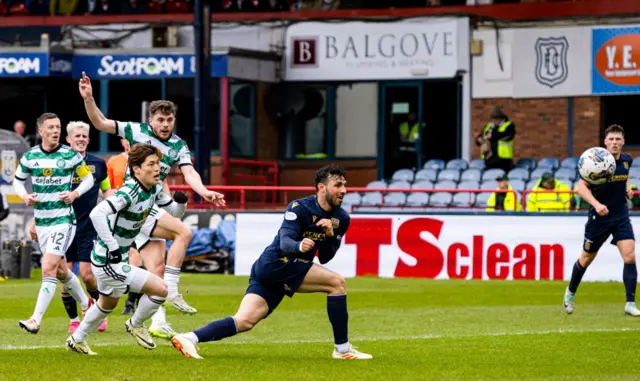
[66, 144, 188, 355]
[13, 113, 95, 334]
[79, 71, 226, 339]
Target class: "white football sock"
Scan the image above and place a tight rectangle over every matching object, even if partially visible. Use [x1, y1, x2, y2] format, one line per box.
[60, 271, 90, 310]
[72, 304, 111, 343]
[151, 305, 167, 326]
[184, 332, 199, 344]
[164, 266, 181, 299]
[31, 277, 58, 325]
[132, 295, 166, 327]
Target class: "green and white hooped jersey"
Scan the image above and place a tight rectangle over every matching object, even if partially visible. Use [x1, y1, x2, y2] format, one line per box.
[14, 145, 90, 227]
[115, 121, 192, 182]
[91, 177, 172, 266]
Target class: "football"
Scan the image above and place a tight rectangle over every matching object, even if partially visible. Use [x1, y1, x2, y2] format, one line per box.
[578, 147, 616, 185]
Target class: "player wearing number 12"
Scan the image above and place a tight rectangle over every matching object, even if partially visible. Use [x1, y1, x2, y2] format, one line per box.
[14, 113, 95, 334]
[171, 165, 372, 360]
[79, 71, 225, 339]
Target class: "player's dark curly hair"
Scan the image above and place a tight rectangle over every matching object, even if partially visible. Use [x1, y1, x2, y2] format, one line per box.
[314, 164, 347, 191]
[605, 124, 625, 137]
[128, 143, 163, 177]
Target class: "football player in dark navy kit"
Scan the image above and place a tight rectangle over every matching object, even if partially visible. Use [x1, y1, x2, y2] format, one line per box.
[564, 124, 640, 316]
[170, 164, 372, 360]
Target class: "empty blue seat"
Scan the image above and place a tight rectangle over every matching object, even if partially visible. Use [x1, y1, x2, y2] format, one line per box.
[516, 158, 536, 170]
[507, 168, 530, 181]
[452, 192, 475, 207]
[538, 157, 559, 170]
[342, 193, 361, 206]
[366, 180, 387, 189]
[415, 169, 438, 182]
[526, 179, 538, 190]
[509, 179, 525, 193]
[446, 159, 469, 170]
[555, 168, 577, 182]
[481, 168, 505, 182]
[469, 159, 486, 170]
[474, 193, 492, 208]
[428, 192, 453, 207]
[560, 157, 579, 169]
[391, 168, 414, 182]
[412, 180, 433, 189]
[434, 180, 457, 190]
[388, 180, 411, 191]
[460, 169, 482, 182]
[633, 157, 640, 168]
[629, 167, 640, 179]
[480, 180, 498, 190]
[458, 180, 480, 190]
[360, 192, 383, 206]
[406, 192, 429, 207]
[530, 168, 550, 181]
[438, 169, 461, 182]
[423, 159, 445, 170]
[384, 192, 407, 206]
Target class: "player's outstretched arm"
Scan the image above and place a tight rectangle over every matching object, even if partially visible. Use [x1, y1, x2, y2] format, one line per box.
[180, 164, 225, 207]
[90, 193, 131, 252]
[155, 188, 188, 219]
[78, 71, 117, 134]
[13, 156, 36, 206]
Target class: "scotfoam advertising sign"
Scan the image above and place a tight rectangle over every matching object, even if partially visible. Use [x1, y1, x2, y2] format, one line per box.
[592, 26, 640, 95]
[0, 53, 47, 76]
[72, 53, 228, 79]
[235, 214, 637, 282]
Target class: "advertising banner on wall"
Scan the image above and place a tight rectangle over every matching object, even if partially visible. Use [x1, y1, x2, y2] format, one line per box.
[235, 213, 633, 282]
[592, 26, 640, 95]
[284, 18, 469, 81]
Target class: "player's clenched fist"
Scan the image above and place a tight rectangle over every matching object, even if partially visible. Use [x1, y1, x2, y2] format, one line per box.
[595, 203, 609, 216]
[316, 218, 334, 237]
[300, 238, 315, 252]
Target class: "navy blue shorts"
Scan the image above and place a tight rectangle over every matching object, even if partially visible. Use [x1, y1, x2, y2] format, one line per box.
[245, 255, 313, 315]
[65, 234, 96, 263]
[584, 214, 635, 253]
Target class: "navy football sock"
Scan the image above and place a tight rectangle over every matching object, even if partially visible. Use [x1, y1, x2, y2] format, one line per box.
[327, 294, 349, 345]
[87, 288, 100, 302]
[623, 263, 637, 303]
[568, 260, 587, 294]
[62, 293, 78, 320]
[193, 317, 238, 343]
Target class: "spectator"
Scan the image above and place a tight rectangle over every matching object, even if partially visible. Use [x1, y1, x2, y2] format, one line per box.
[475, 107, 516, 173]
[526, 172, 571, 212]
[91, 0, 118, 14]
[49, 0, 80, 15]
[121, 0, 146, 13]
[486, 174, 521, 212]
[13, 120, 40, 147]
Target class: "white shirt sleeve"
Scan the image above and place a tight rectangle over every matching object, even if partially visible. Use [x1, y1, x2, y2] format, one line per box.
[89, 192, 131, 252]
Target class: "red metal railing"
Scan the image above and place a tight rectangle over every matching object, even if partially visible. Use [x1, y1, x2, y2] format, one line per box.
[227, 159, 279, 205]
[168, 185, 518, 211]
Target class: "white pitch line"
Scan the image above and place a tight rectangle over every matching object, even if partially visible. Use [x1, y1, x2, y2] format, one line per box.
[1, 327, 639, 351]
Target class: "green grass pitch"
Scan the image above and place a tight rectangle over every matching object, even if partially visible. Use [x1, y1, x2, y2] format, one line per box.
[1, 271, 640, 381]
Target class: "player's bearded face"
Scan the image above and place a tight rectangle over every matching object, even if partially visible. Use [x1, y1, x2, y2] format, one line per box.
[135, 154, 161, 187]
[324, 175, 346, 208]
[38, 119, 61, 147]
[149, 112, 175, 141]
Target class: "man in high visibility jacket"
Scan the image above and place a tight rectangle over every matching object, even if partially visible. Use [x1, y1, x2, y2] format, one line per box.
[527, 172, 571, 212]
[398, 113, 424, 144]
[107, 138, 130, 190]
[475, 107, 516, 173]
[486, 174, 521, 211]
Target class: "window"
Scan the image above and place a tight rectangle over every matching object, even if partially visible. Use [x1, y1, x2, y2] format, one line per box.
[278, 83, 329, 159]
[602, 95, 640, 145]
[229, 81, 255, 157]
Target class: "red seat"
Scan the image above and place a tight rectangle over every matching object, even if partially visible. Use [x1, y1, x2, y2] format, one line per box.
[146, 1, 163, 13]
[9, 2, 29, 14]
[165, 0, 189, 13]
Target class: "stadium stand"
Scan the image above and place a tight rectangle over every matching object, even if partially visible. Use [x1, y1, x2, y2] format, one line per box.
[347, 156, 636, 211]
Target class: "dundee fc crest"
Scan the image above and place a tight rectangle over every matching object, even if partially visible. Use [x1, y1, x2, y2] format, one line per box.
[535, 36, 569, 88]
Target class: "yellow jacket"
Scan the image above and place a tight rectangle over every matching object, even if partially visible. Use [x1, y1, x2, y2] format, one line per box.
[486, 185, 521, 211]
[526, 179, 571, 212]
